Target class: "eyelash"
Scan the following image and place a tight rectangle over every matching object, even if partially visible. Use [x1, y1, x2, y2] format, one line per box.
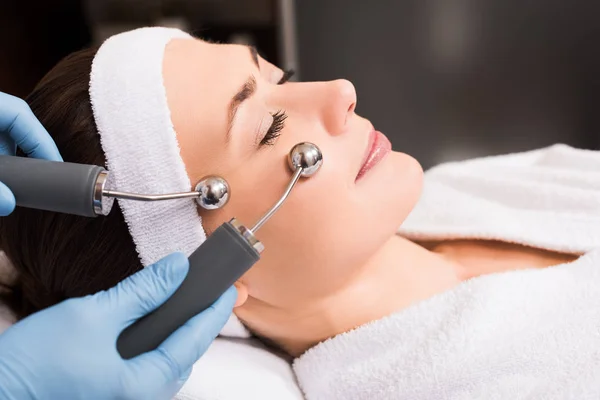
[260, 69, 294, 146]
[261, 110, 287, 146]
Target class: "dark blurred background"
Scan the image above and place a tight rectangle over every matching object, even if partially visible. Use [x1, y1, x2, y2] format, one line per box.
[1, 0, 598, 168]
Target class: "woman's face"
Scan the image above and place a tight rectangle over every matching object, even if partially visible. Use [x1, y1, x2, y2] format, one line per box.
[163, 38, 422, 314]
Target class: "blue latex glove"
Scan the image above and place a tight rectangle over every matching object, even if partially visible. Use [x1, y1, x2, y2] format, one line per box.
[0, 252, 237, 400]
[0, 91, 62, 216]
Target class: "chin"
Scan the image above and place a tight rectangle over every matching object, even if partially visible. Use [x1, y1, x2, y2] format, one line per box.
[382, 151, 423, 224]
[397, 151, 424, 185]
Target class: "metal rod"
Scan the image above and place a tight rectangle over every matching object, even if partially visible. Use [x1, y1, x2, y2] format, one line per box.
[251, 167, 303, 233]
[102, 190, 199, 202]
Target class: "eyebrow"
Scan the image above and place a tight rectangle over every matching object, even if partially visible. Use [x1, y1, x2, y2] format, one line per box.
[225, 46, 261, 141]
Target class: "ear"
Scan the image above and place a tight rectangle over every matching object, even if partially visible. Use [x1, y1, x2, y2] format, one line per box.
[233, 282, 248, 307]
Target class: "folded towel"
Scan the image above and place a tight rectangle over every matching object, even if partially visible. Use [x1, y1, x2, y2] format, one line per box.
[400, 144, 600, 254]
[294, 144, 600, 400]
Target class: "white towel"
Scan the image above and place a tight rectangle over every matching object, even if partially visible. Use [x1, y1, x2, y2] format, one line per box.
[176, 338, 303, 400]
[90, 27, 204, 268]
[294, 144, 600, 400]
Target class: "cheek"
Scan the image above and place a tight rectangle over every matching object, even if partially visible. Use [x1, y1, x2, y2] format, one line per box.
[244, 190, 362, 305]
[243, 151, 423, 306]
[225, 146, 348, 299]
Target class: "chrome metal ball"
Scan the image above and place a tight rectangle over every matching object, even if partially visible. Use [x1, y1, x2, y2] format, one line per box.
[287, 142, 323, 177]
[194, 176, 230, 210]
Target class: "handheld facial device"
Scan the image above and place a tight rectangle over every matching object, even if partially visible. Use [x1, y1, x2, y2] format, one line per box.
[0, 142, 323, 358]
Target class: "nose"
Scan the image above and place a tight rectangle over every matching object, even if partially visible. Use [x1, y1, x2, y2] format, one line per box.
[321, 79, 357, 136]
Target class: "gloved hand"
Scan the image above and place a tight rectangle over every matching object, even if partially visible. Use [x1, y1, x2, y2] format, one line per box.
[0, 91, 62, 216]
[0, 252, 237, 400]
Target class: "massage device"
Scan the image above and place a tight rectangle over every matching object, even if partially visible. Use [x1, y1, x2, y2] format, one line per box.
[0, 142, 322, 358]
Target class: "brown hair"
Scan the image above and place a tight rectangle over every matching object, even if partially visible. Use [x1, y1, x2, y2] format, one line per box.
[0, 47, 141, 319]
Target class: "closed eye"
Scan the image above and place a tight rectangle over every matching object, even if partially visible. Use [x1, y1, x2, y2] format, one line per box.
[260, 110, 287, 146]
[259, 70, 294, 147]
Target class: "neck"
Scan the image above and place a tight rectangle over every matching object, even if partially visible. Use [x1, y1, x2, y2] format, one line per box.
[241, 235, 461, 357]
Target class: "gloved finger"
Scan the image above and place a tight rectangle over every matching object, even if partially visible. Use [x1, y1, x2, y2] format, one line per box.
[0, 132, 16, 156]
[0, 92, 17, 156]
[157, 285, 237, 370]
[0, 181, 15, 216]
[180, 366, 193, 382]
[103, 252, 190, 325]
[0, 92, 62, 161]
[172, 366, 194, 396]
[132, 286, 237, 384]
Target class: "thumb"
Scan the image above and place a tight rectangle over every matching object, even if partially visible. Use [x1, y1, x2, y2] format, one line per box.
[0, 181, 15, 216]
[130, 286, 237, 387]
[101, 252, 189, 325]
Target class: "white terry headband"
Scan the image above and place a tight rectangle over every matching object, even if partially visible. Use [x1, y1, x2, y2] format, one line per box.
[89, 27, 250, 338]
[89, 27, 205, 266]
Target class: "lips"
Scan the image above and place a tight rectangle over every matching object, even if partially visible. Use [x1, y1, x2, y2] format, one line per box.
[356, 129, 392, 181]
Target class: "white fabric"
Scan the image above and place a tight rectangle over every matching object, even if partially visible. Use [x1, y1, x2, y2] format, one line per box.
[90, 27, 204, 267]
[176, 338, 303, 400]
[400, 143, 600, 254]
[220, 314, 252, 339]
[294, 144, 600, 400]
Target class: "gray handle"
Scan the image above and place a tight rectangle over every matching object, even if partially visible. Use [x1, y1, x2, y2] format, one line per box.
[0, 155, 106, 217]
[117, 221, 260, 359]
